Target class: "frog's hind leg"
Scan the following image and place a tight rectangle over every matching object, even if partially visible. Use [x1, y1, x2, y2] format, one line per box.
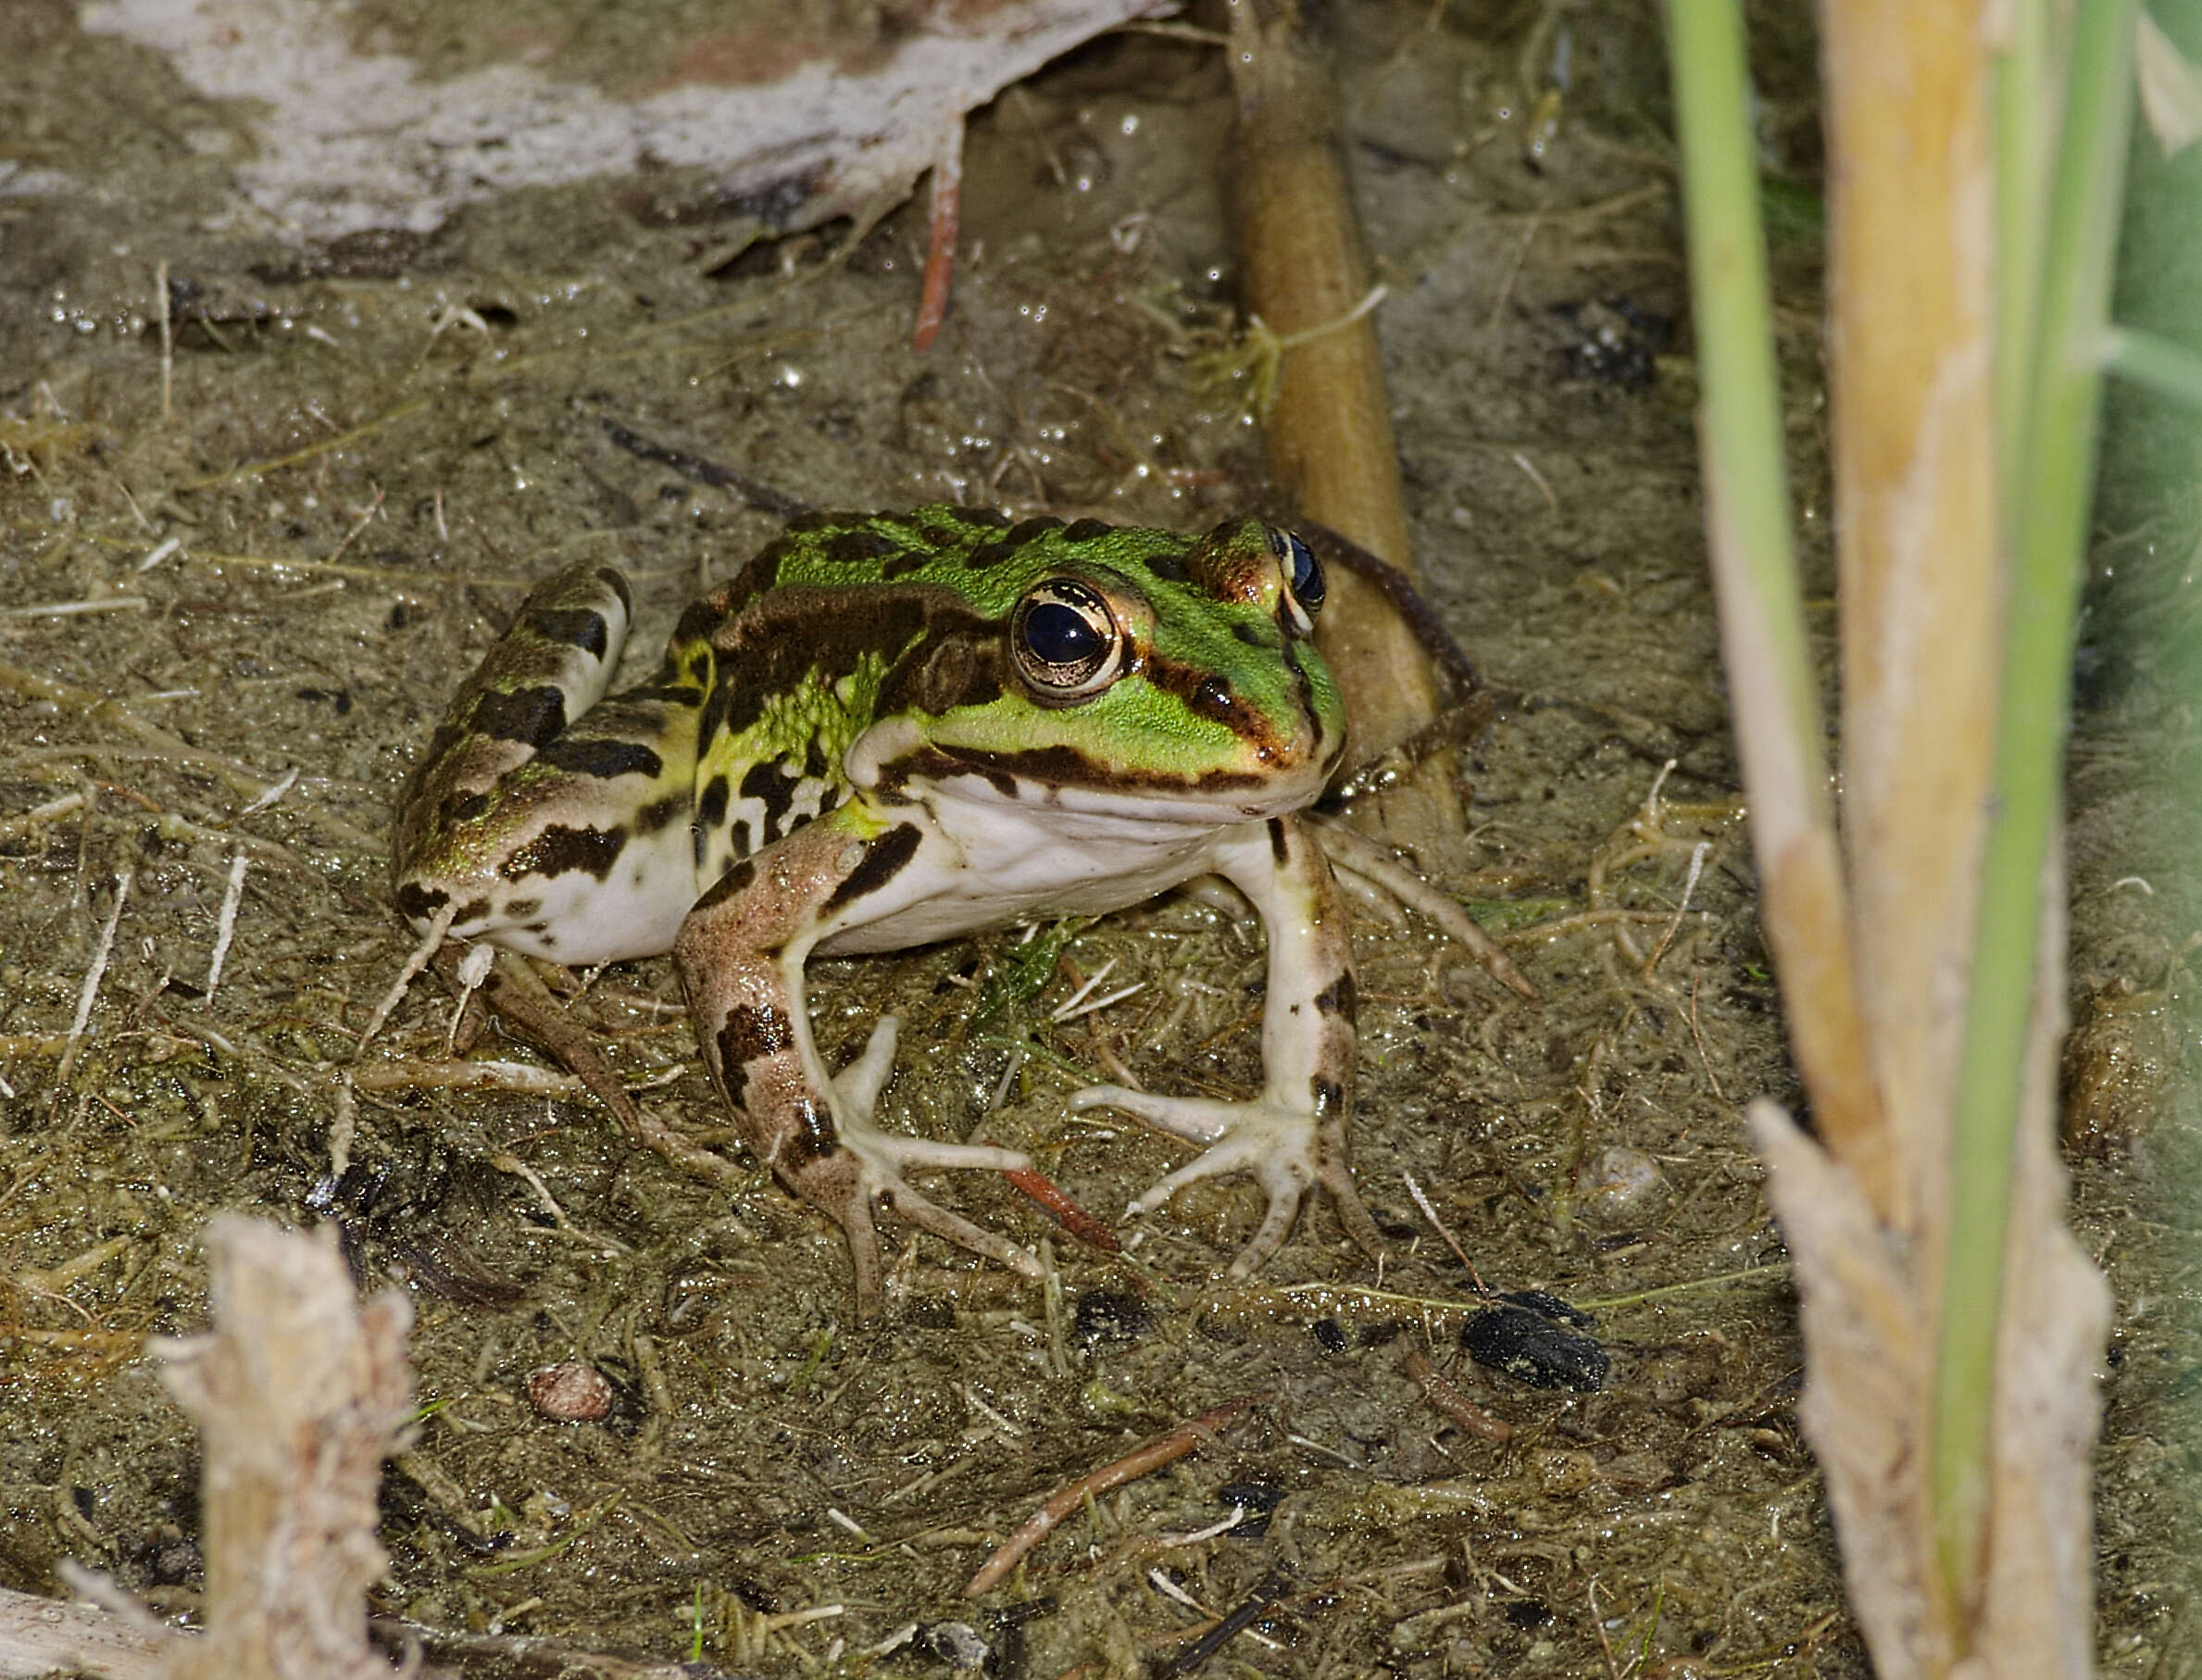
[392, 562, 705, 966]
[672, 809, 1042, 1317]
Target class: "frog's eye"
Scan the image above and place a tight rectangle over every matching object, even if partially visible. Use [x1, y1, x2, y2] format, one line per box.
[1268, 526, 1326, 633]
[1011, 579, 1125, 702]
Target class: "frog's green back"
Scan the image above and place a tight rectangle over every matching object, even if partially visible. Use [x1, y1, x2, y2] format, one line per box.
[686, 505, 1346, 807]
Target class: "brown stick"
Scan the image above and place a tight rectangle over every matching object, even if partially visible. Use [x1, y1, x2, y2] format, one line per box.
[962, 1394, 1262, 1597]
[1400, 1348, 1513, 1443]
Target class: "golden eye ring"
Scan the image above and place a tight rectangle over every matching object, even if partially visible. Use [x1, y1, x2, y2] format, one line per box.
[1010, 579, 1125, 702]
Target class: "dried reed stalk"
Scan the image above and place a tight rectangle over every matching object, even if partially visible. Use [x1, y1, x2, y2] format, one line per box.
[1226, 0, 1461, 850]
[1667, 0, 2120, 1672]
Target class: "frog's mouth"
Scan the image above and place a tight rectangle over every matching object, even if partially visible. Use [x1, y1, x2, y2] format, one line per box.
[850, 721, 1343, 826]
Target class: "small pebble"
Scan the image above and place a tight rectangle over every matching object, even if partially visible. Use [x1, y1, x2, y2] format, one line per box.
[526, 1360, 612, 1423]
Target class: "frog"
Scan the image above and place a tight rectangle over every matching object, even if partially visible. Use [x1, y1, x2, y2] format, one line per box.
[392, 505, 1383, 1316]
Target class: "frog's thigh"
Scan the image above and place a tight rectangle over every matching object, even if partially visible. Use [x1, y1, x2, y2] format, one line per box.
[402, 696, 703, 964]
[672, 812, 1036, 1312]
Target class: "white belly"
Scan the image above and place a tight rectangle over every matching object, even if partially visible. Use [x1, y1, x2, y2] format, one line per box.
[816, 775, 1251, 955]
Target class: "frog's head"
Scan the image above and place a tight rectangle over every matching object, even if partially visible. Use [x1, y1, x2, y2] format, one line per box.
[847, 513, 1347, 824]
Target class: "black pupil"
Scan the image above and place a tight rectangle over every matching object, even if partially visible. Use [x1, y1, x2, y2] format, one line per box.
[1025, 601, 1102, 668]
[1286, 533, 1325, 611]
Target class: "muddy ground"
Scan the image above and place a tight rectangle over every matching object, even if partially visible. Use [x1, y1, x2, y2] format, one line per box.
[0, 2, 2195, 1676]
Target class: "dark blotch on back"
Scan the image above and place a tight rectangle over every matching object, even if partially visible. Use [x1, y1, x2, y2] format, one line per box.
[470, 684, 567, 747]
[635, 794, 685, 834]
[959, 506, 1012, 527]
[1062, 518, 1113, 542]
[697, 773, 731, 831]
[524, 606, 610, 658]
[536, 737, 664, 780]
[965, 540, 1019, 569]
[741, 759, 800, 843]
[824, 821, 922, 913]
[498, 824, 627, 882]
[1147, 551, 1189, 583]
[826, 528, 903, 564]
[1006, 515, 1064, 545]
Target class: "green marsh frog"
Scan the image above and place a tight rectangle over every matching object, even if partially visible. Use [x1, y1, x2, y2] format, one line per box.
[392, 507, 1380, 1312]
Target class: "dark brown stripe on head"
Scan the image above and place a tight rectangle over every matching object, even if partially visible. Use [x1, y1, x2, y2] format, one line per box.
[895, 742, 1264, 795]
[470, 685, 568, 747]
[824, 821, 922, 913]
[537, 737, 664, 779]
[1150, 655, 1286, 758]
[1189, 676, 1237, 725]
[498, 823, 626, 881]
[524, 606, 610, 657]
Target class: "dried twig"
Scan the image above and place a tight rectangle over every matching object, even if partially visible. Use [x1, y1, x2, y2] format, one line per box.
[55, 871, 131, 1090]
[963, 1394, 1263, 1597]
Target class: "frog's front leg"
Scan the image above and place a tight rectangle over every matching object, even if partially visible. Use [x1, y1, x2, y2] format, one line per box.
[673, 809, 1042, 1316]
[1070, 813, 1383, 1274]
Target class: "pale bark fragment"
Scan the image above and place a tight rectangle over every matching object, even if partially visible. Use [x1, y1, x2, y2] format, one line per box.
[155, 1216, 414, 1680]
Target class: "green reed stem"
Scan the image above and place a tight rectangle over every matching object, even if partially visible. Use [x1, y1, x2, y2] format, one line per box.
[1660, 0, 1818, 760]
[1931, 0, 2135, 1624]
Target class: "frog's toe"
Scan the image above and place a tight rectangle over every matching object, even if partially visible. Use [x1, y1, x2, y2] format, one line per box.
[1078, 1086, 1383, 1273]
[1067, 1084, 1241, 1145]
[837, 1126, 1043, 1280]
[830, 1015, 902, 1120]
[875, 1180, 1045, 1282]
